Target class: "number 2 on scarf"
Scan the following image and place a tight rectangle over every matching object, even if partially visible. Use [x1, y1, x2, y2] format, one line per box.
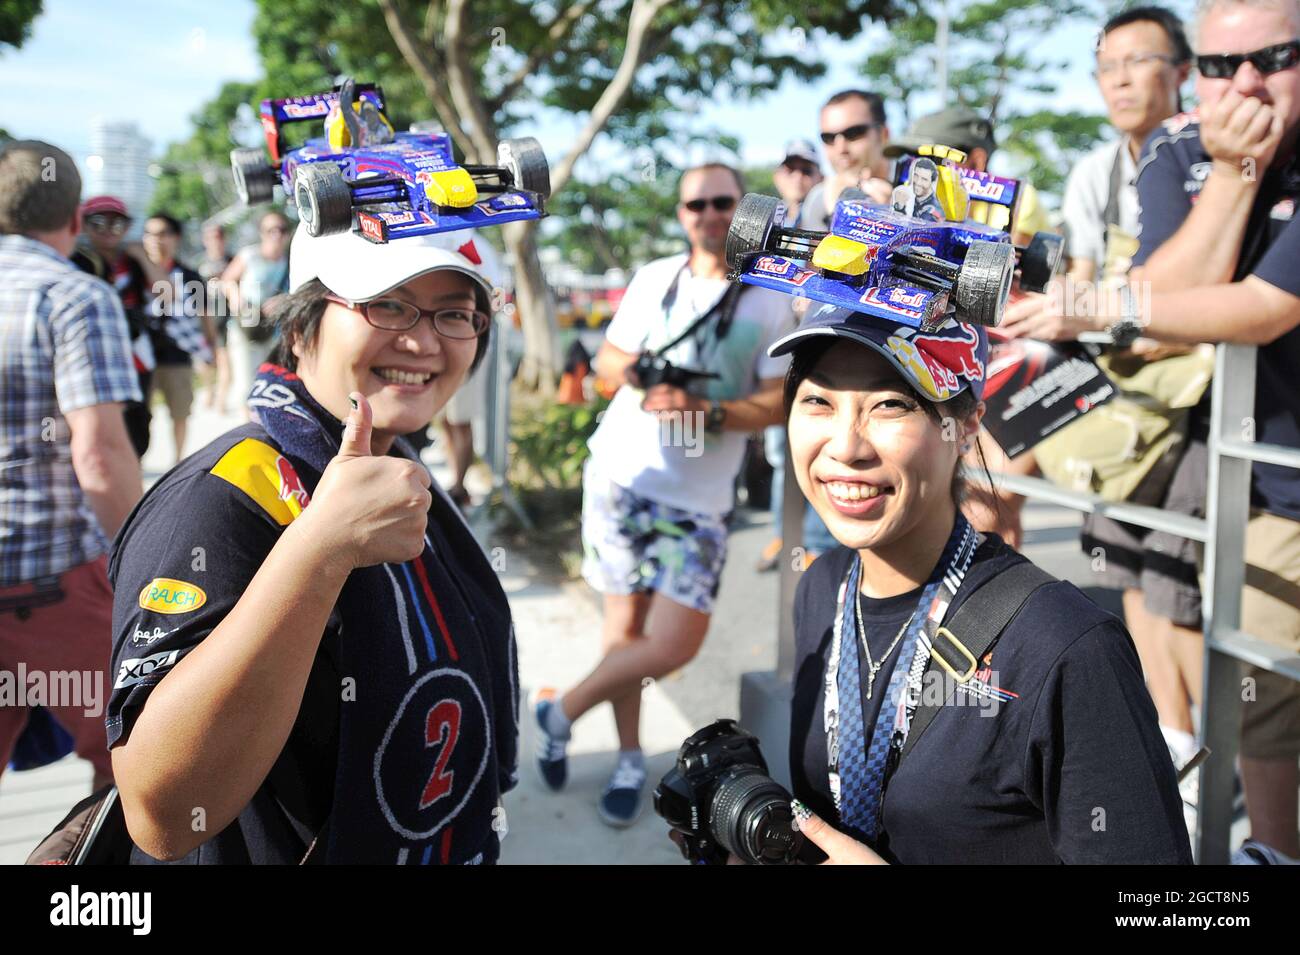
[419, 699, 461, 810]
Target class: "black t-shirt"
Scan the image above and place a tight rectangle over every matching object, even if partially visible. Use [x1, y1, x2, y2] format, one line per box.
[790, 537, 1193, 864]
[105, 422, 514, 864]
[1134, 113, 1300, 520]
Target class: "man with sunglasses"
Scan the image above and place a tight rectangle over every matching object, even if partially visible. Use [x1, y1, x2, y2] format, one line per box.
[1006, 0, 1300, 862]
[532, 163, 795, 827]
[799, 89, 894, 231]
[772, 139, 823, 226]
[71, 196, 155, 457]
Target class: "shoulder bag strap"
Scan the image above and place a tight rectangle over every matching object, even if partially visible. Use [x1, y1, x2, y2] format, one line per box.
[898, 559, 1056, 764]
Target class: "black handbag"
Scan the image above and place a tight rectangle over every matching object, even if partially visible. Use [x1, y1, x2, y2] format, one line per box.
[26, 785, 133, 865]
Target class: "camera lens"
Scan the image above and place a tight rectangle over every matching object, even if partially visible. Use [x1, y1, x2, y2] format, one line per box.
[709, 768, 802, 865]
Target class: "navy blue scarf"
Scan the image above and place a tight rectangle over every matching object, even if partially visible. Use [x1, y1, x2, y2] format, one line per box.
[250, 363, 519, 864]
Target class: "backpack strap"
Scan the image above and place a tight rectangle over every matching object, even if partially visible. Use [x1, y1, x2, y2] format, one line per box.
[899, 559, 1056, 764]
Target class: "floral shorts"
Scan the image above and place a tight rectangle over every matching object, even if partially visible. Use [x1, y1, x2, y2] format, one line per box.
[580, 462, 729, 615]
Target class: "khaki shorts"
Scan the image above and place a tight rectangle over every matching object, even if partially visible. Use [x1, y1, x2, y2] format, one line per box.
[152, 363, 194, 420]
[1240, 509, 1300, 759]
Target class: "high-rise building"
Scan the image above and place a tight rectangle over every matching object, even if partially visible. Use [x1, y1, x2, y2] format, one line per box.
[84, 120, 155, 230]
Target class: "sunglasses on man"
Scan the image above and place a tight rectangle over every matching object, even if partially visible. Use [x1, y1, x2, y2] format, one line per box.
[820, 123, 878, 146]
[1195, 39, 1300, 79]
[681, 196, 737, 213]
[85, 214, 128, 235]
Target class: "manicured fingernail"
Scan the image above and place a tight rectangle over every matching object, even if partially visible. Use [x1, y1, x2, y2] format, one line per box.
[791, 799, 811, 830]
[349, 395, 358, 410]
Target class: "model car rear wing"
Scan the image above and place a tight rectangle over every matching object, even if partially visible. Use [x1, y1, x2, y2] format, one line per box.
[895, 153, 1024, 235]
[258, 83, 388, 165]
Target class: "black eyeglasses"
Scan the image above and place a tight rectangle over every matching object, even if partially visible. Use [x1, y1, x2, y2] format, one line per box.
[820, 123, 877, 145]
[681, 195, 737, 213]
[1196, 40, 1300, 79]
[327, 295, 489, 339]
[85, 215, 128, 235]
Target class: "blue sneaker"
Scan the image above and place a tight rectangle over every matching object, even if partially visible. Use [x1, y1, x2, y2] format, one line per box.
[597, 758, 646, 828]
[533, 689, 568, 791]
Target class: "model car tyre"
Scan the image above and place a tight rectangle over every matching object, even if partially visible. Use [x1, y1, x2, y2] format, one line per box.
[498, 137, 551, 199]
[294, 162, 353, 237]
[1018, 231, 1065, 294]
[955, 240, 1015, 327]
[726, 194, 784, 273]
[230, 148, 277, 205]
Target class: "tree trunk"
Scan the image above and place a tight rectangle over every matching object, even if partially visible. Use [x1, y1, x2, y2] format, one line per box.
[502, 219, 560, 391]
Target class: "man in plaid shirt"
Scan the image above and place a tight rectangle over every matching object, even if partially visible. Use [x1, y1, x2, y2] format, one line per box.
[0, 141, 143, 790]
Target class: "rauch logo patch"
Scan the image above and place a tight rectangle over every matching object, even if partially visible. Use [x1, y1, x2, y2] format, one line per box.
[138, 578, 206, 614]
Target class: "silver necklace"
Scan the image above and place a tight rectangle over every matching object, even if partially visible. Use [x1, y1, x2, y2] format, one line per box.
[856, 591, 915, 701]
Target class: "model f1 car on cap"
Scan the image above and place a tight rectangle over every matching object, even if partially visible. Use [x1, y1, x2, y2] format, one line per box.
[230, 78, 550, 242]
[726, 144, 1063, 329]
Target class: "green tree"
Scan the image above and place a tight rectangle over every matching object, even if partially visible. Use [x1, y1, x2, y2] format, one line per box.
[149, 81, 261, 224]
[862, 0, 1107, 197]
[0, 0, 42, 52]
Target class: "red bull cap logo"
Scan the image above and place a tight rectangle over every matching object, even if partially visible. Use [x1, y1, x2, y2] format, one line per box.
[884, 323, 985, 400]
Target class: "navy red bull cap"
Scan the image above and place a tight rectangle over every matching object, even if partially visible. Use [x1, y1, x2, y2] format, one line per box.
[768, 305, 988, 402]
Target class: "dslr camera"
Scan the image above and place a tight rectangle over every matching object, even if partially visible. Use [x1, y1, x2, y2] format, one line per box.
[629, 352, 719, 391]
[653, 719, 803, 865]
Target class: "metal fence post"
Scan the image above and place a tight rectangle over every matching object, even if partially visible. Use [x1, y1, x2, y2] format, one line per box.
[1198, 343, 1255, 863]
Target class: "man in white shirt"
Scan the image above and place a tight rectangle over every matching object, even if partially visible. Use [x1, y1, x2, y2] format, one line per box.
[533, 163, 795, 826]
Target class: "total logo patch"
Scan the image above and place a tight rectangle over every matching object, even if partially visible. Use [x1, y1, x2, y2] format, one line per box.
[138, 578, 206, 615]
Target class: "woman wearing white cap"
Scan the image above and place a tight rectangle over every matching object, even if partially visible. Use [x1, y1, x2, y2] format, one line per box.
[104, 225, 518, 864]
[763, 305, 1192, 864]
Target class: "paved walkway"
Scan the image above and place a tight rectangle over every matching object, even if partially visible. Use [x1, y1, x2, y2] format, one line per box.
[0, 387, 1240, 864]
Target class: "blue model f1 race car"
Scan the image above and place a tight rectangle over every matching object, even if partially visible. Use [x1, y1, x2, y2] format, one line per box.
[230, 78, 549, 241]
[726, 145, 1063, 329]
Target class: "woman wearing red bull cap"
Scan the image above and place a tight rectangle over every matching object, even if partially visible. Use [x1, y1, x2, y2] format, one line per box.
[103, 225, 518, 864]
[770, 305, 1191, 864]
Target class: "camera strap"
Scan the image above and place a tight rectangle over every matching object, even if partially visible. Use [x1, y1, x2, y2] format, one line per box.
[824, 516, 981, 843]
[650, 262, 745, 360]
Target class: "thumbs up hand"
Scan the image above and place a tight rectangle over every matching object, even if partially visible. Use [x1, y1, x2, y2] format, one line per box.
[303, 393, 433, 570]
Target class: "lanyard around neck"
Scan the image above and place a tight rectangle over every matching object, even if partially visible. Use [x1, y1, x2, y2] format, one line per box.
[822, 517, 982, 829]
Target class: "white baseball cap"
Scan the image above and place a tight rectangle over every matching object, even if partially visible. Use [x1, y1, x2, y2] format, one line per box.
[288, 222, 494, 310]
[781, 138, 820, 167]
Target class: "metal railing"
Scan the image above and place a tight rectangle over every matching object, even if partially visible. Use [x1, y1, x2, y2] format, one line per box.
[766, 341, 1300, 863]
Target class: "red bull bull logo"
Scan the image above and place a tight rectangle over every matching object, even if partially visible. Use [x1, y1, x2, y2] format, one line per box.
[276, 456, 311, 510]
[912, 325, 985, 388]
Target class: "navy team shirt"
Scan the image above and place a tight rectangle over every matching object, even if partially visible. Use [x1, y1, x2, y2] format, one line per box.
[790, 538, 1192, 864]
[1134, 113, 1300, 520]
[105, 423, 515, 864]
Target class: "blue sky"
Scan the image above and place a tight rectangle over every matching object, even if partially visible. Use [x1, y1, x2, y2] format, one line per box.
[1, 0, 1196, 183]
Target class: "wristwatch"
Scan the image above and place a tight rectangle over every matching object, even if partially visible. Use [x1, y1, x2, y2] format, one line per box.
[705, 401, 727, 435]
[1106, 283, 1143, 348]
